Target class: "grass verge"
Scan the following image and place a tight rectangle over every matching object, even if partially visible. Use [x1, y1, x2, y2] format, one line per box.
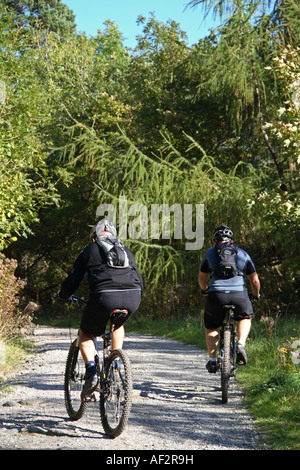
[0, 337, 35, 398]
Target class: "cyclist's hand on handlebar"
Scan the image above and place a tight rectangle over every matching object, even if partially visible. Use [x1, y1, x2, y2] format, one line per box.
[68, 295, 88, 304]
[201, 289, 208, 297]
[54, 293, 92, 305]
[249, 292, 260, 302]
[53, 291, 73, 302]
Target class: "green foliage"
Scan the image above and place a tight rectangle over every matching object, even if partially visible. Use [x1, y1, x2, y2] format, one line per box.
[0, 2, 298, 319]
[59, 120, 261, 300]
[239, 315, 300, 450]
[0, 2, 298, 447]
[0, 16, 61, 249]
[0, 0, 76, 34]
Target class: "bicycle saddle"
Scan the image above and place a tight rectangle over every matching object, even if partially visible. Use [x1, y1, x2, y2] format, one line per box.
[110, 309, 129, 319]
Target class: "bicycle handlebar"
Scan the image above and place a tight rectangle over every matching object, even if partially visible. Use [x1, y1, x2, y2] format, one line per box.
[68, 294, 88, 304]
[53, 291, 88, 304]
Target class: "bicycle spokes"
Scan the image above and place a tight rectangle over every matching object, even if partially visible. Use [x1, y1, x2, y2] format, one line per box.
[64, 335, 132, 437]
[64, 341, 88, 420]
[218, 311, 238, 404]
[100, 349, 132, 438]
[105, 368, 125, 423]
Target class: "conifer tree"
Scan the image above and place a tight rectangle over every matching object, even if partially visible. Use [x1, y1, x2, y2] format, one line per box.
[186, 0, 300, 180]
[0, 0, 76, 34]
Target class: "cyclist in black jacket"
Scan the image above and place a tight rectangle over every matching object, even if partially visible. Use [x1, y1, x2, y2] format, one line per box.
[56, 219, 143, 399]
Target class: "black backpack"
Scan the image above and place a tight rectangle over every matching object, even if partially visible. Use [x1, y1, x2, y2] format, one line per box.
[214, 242, 242, 279]
[96, 237, 129, 268]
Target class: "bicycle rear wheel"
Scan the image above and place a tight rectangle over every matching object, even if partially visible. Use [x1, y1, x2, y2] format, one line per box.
[64, 339, 88, 420]
[220, 328, 231, 404]
[100, 349, 132, 438]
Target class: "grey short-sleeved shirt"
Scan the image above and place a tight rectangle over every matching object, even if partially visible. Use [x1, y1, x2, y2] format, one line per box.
[200, 244, 256, 292]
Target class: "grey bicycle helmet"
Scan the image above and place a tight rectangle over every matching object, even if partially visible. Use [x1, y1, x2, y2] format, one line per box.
[213, 225, 233, 241]
[90, 218, 117, 239]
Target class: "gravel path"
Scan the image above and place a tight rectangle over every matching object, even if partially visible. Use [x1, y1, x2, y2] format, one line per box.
[0, 326, 262, 451]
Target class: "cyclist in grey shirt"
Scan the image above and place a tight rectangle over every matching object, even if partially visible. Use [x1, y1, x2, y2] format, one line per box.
[198, 225, 260, 373]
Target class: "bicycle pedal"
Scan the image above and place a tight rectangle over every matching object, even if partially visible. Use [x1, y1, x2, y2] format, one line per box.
[84, 394, 96, 403]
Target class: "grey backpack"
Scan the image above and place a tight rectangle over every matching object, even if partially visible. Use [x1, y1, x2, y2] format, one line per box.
[96, 237, 129, 268]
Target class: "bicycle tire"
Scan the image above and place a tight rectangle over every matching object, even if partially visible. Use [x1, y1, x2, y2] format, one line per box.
[100, 348, 132, 438]
[221, 328, 231, 404]
[64, 339, 88, 420]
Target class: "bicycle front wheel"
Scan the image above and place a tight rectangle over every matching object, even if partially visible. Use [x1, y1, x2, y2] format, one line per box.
[100, 349, 132, 438]
[64, 339, 88, 420]
[220, 328, 231, 404]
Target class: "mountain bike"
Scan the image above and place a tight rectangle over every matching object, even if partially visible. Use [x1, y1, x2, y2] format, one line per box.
[217, 304, 238, 404]
[64, 295, 133, 438]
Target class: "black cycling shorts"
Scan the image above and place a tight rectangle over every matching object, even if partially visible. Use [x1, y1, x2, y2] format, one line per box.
[204, 289, 253, 330]
[80, 289, 141, 337]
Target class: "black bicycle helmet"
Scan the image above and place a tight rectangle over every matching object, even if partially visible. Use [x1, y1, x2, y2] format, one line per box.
[90, 218, 117, 239]
[213, 225, 233, 241]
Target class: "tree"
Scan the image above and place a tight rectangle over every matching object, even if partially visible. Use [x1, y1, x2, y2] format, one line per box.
[185, 0, 300, 177]
[5, 22, 133, 300]
[261, 46, 300, 225]
[186, 0, 274, 17]
[1, 7, 298, 316]
[123, 14, 190, 153]
[0, 16, 60, 250]
[185, 0, 300, 309]
[0, 0, 76, 34]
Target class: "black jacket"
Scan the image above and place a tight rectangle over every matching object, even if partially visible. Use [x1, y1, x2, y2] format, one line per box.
[59, 241, 143, 299]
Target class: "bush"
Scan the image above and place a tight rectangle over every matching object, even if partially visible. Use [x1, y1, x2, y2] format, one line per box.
[0, 253, 31, 340]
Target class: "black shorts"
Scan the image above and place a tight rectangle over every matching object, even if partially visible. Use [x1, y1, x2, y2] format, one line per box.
[80, 289, 141, 337]
[204, 289, 253, 330]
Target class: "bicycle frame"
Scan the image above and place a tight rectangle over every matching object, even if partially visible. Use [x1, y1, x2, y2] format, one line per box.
[94, 309, 129, 393]
[64, 294, 133, 437]
[221, 307, 238, 365]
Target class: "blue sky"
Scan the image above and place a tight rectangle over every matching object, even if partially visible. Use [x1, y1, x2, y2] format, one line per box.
[63, 0, 218, 48]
